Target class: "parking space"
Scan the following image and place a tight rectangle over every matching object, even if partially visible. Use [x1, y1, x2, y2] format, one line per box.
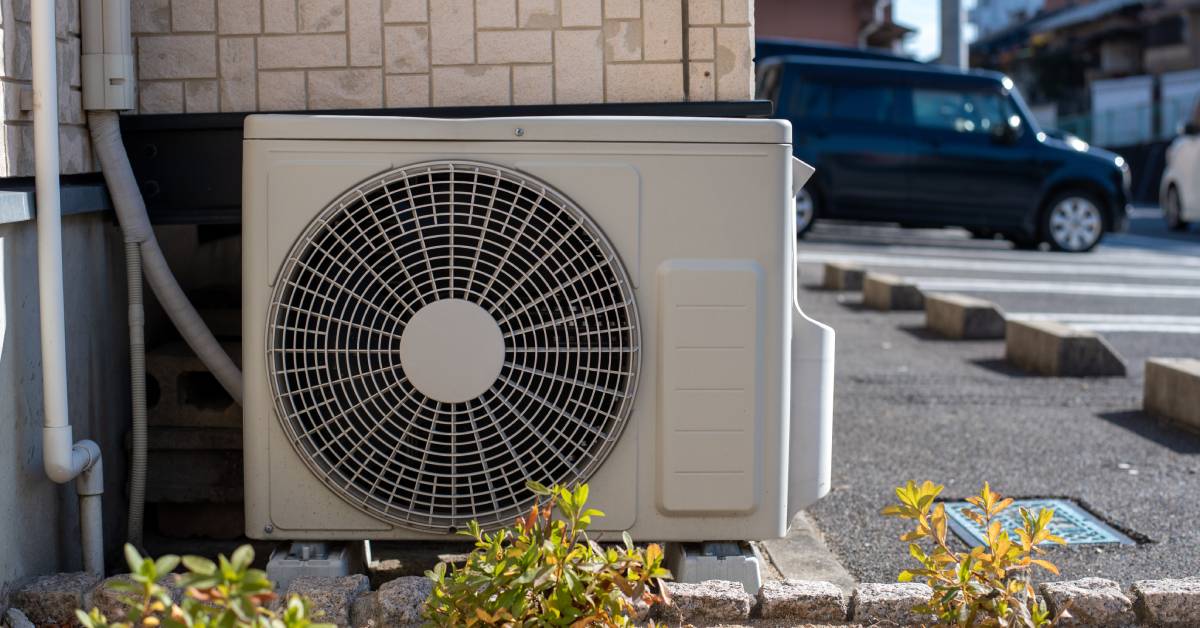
[795, 212, 1200, 585]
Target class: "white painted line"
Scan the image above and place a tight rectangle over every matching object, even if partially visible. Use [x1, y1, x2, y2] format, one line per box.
[796, 251, 1200, 281]
[910, 277, 1200, 299]
[1006, 313, 1200, 324]
[799, 242, 1200, 268]
[1004, 313, 1200, 334]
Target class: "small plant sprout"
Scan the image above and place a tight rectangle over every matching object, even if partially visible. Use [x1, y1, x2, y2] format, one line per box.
[881, 481, 1070, 628]
[424, 482, 673, 627]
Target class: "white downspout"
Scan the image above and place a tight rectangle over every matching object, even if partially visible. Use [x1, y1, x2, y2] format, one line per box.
[32, 0, 105, 576]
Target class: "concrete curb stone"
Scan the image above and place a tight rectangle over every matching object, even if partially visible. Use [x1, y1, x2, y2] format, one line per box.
[10, 572, 100, 626]
[657, 580, 755, 623]
[756, 579, 847, 622]
[1040, 577, 1137, 627]
[284, 574, 369, 627]
[1131, 577, 1200, 627]
[87, 574, 184, 622]
[849, 582, 933, 626]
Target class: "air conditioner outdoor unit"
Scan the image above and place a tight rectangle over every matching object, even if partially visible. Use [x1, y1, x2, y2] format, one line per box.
[242, 115, 833, 542]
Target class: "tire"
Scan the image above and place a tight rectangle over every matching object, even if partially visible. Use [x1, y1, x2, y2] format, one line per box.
[795, 187, 817, 238]
[1041, 191, 1107, 252]
[1165, 186, 1190, 232]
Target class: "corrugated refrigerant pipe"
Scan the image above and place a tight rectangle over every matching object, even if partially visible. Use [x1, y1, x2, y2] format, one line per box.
[32, 0, 104, 576]
[89, 112, 244, 405]
[125, 241, 146, 546]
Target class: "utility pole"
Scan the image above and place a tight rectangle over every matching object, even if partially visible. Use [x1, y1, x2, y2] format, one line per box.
[941, 0, 968, 69]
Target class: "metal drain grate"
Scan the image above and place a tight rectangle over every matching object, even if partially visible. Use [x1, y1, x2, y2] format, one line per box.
[944, 499, 1135, 547]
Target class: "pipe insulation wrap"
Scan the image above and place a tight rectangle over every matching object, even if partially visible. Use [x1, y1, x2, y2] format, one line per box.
[125, 241, 146, 546]
[89, 112, 244, 404]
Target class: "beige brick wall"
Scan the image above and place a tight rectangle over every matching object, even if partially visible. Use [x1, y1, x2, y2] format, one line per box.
[0, 0, 754, 175]
[133, 0, 755, 113]
[0, 0, 91, 176]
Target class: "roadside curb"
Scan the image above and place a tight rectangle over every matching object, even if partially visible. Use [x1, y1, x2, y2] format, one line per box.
[924, 293, 1007, 339]
[863, 273, 924, 311]
[822, 262, 865, 291]
[1005, 319, 1127, 377]
[1144, 358, 1200, 432]
[16, 572, 1200, 627]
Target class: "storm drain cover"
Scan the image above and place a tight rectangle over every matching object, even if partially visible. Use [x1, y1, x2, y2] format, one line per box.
[944, 499, 1135, 547]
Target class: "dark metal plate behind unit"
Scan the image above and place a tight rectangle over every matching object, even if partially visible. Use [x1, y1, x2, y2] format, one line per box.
[118, 100, 773, 225]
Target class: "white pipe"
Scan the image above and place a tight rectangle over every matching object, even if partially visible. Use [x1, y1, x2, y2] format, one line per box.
[88, 112, 244, 404]
[125, 241, 146, 546]
[34, 0, 104, 576]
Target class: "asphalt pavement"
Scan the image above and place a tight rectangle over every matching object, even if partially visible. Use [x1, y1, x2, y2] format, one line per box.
[797, 210, 1200, 585]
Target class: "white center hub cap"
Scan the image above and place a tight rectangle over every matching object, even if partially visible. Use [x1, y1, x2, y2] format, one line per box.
[399, 299, 505, 403]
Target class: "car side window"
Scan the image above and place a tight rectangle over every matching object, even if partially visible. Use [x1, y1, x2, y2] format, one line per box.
[756, 65, 781, 106]
[912, 88, 1008, 134]
[783, 76, 832, 120]
[829, 83, 894, 123]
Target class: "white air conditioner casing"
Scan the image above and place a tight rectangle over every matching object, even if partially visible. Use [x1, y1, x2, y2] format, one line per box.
[242, 115, 833, 542]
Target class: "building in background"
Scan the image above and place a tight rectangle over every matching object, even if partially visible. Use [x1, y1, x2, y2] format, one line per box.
[755, 0, 915, 51]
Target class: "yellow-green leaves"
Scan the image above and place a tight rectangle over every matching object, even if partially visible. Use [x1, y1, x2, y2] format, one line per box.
[424, 483, 672, 627]
[883, 482, 1068, 628]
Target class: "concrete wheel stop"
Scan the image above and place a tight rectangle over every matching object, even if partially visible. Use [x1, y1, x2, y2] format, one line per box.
[822, 262, 864, 291]
[1005, 319, 1127, 377]
[863, 272, 924, 311]
[665, 542, 763, 595]
[1144, 358, 1200, 431]
[925, 293, 1007, 339]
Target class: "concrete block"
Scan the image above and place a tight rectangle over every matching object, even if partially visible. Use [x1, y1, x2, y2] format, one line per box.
[1144, 358, 1200, 431]
[298, 0, 346, 33]
[518, 0, 557, 28]
[554, 29, 603, 104]
[561, 0, 600, 26]
[219, 37, 257, 111]
[259, 71, 306, 111]
[216, 0, 261, 34]
[688, 0, 721, 25]
[256, 33, 346, 69]
[148, 449, 244, 503]
[605, 0, 640, 18]
[264, 0, 298, 32]
[604, 20, 643, 62]
[512, 65, 553, 105]
[386, 75, 430, 108]
[477, 30, 553, 64]
[925, 293, 1007, 339]
[475, 0, 516, 28]
[606, 63, 684, 102]
[756, 579, 847, 622]
[382, 0, 426, 22]
[140, 80, 185, 114]
[689, 26, 715, 60]
[1131, 577, 1200, 627]
[715, 26, 752, 100]
[643, 0, 683, 61]
[284, 575, 369, 627]
[185, 80, 220, 113]
[1040, 578, 1136, 627]
[348, 0, 383, 66]
[688, 61, 715, 101]
[90, 575, 183, 622]
[850, 582, 933, 626]
[147, 341, 242, 428]
[429, 0, 474, 65]
[656, 580, 753, 623]
[376, 576, 432, 627]
[155, 503, 245, 539]
[1005, 320, 1127, 377]
[11, 572, 100, 626]
[383, 25, 430, 74]
[863, 272, 924, 311]
[822, 262, 864, 291]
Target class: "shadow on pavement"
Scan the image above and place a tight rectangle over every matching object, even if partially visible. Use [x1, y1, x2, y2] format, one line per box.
[1096, 411, 1200, 455]
[968, 357, 1038, 379]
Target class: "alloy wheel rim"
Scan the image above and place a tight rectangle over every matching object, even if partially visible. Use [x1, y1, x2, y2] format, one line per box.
[1049, 196, 1102, 251]
[796, 189, 814, 234]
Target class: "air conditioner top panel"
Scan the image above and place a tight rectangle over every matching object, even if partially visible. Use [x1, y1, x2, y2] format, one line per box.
[243, 114, 792, 145]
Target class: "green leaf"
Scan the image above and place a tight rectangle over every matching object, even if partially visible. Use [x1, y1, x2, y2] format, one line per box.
[230, 545, 254, 572]
[182, 555, 217, 576]
[155, 554, 181, 577]
[124, 544, 144, 573]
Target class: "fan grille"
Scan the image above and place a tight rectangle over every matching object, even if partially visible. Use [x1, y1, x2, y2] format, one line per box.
[266, 161, 640, 533]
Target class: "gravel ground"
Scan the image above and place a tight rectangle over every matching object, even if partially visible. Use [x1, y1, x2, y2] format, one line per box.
[799, 282, 1200, 585]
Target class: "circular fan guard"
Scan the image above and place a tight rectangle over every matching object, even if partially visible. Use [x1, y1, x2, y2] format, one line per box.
[266, 161, 640, 533]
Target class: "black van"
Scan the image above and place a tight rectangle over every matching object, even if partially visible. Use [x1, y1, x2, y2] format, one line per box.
[759, 56, 1131, 252]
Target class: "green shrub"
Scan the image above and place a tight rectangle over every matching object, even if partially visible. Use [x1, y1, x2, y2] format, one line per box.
[882, 481, 1069, 628]
[77, 544, 333, 628]
[423, 482, 672, 627]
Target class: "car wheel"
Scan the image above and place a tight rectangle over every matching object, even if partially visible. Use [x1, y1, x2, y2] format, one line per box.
[1166, 186, 1190, 231]
[1042, 192, 1106, 252]
[796, 187, 817, 237]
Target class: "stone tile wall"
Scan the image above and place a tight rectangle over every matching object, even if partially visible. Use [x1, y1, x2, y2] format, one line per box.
[0, 0, 756, 175]
[0, 0, 90, 176]
[131, 0, 755, 112]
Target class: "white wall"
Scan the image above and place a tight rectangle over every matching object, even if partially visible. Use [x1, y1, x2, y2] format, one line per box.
[0, 213, 128, 593]
[1091, 75, 1154, 146]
